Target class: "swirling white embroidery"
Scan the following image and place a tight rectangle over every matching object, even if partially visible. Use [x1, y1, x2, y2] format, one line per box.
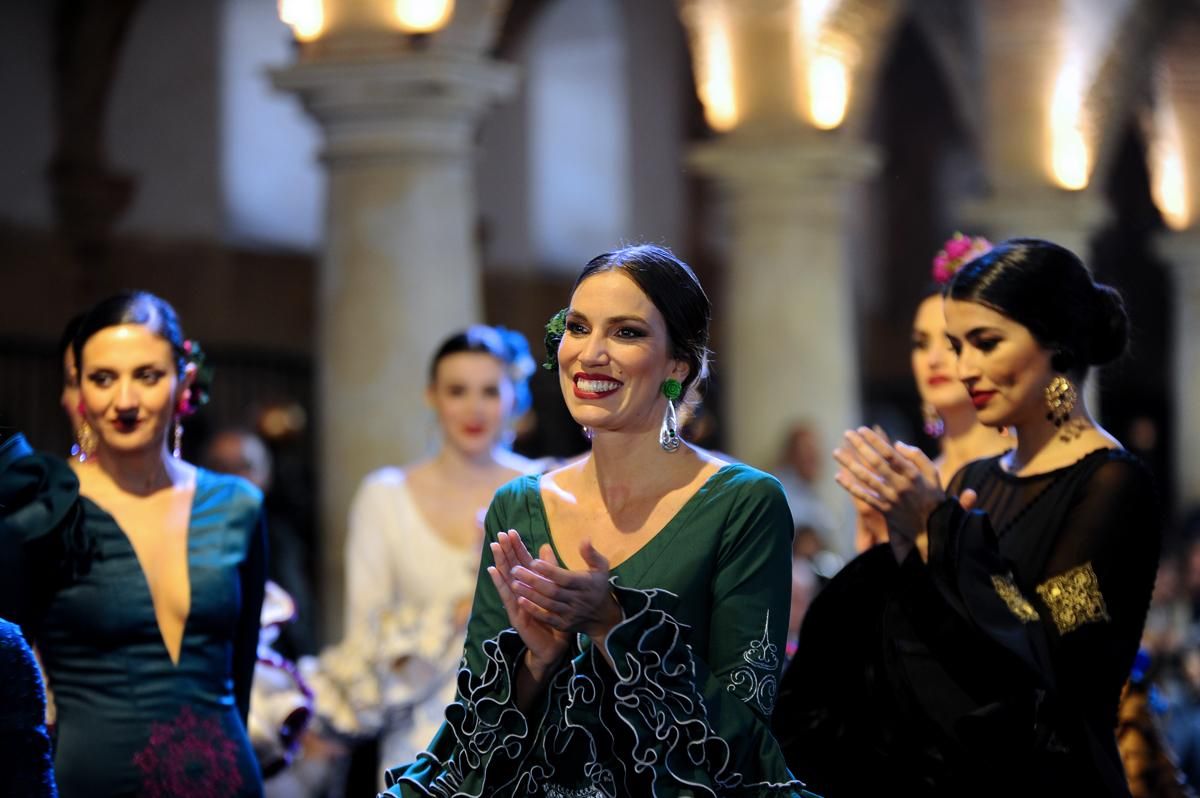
[395, 587, 804, 798]
[725, 612, 780, 715]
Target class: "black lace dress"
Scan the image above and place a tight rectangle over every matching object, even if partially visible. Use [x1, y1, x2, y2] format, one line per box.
[774, 448, 1160, 797]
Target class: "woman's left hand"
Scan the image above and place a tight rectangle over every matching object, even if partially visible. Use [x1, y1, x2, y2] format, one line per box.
[833, 427, 944, 556]
[505, 538, 624, 644]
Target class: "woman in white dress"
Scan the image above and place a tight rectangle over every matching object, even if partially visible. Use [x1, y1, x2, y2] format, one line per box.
[304, 325, 542, 786]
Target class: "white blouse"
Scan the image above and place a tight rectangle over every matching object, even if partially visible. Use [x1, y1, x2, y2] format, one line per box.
[305, 468, 483, 778]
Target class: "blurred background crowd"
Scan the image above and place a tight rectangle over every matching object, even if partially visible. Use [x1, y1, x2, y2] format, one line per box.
[3, 0, 1200, 795]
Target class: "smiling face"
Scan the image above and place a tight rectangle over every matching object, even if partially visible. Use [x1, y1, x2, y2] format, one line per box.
[428, 351, 515, 458]
[78, 324, 187, 456]
[943, 298, 1057, 428]
[558, 270, 687, 435]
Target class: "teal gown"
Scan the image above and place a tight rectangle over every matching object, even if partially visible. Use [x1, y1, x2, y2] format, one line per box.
[385, 463, 810, 797]
[0, 434, 267, 798]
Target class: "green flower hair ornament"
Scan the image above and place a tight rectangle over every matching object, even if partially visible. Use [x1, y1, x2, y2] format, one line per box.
[543, 307, 568, 371]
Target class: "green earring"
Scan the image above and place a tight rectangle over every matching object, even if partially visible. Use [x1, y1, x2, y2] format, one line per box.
[660, 379, 682, 452]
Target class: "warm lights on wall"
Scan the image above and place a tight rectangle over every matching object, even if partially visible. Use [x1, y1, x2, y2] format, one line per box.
[807, 50, 848, 130]
[1150, 88, 1191, 230]
[793, 0, 847, 130]
[278, 0, 325, 42]
[685, 0, 739, 132]
[1048, 62, 1090, 190]
[683, 0, 850, 133]
[394, 0, 455, 34]
[278, 0, 454, 42]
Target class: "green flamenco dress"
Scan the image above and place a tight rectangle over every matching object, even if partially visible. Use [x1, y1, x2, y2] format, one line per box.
[385, 463, 812, 798]
[0, 433, 267, 798]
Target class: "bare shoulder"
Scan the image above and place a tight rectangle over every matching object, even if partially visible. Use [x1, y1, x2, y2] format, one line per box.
[688, 443, 731, 473]
[541, 456, 588, 498]
[1082, 425, 1123, 452]
[493, 448, 542, 480]
[171, 458, 199, 490]
[1054, 427, 1122, 466]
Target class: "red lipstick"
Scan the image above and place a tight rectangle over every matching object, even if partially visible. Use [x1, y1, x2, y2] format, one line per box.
[969, 390, 997, 409]
[573, 372, 623, 400]
[112, 417, 141, 433]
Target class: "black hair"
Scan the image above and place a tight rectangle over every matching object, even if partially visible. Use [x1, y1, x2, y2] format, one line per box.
[73, 291, 188, 376]
[58, 314, 85, 361]
[571, 244, 712, 402]
[946, 238, 1129, 376]
[58, 313, 86, 390]
[429, 325, 536, 416]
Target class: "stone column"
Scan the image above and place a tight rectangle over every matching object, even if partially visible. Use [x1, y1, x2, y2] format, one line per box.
[690, 134, 879, 552]
[1158, 235, 1200, 508]
[961, 190, 1108, 261]
[1157, 14, 1200, 508]
[273, 7, 516, 638]
[966, 0, 1114, 257]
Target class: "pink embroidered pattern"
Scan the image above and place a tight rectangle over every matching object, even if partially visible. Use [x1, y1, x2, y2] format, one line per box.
[132, 706, 244, 797]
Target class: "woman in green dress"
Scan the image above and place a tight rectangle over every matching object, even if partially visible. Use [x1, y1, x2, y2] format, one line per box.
[386, 245, 808, 797]
[0, 293, 267, 797]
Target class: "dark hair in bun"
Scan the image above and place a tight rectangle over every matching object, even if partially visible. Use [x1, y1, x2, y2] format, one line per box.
[74, 291, 188, 376]
[946, 238, 1129, 376]
[429, 325, 537, 416]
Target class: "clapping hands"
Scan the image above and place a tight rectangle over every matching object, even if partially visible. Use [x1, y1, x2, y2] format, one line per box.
[832, 427, 947, 562]
[487, 530, 623, 675]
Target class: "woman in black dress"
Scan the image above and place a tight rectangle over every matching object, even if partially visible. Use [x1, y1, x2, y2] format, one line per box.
[778, 239, 1159, 796]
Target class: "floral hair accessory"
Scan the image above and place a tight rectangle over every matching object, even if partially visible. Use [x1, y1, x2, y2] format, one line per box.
[495, 327, 536, 384]
[542, 308, 568, 371]
[932, 232, 992, 284]
[179, 338, 213, 417]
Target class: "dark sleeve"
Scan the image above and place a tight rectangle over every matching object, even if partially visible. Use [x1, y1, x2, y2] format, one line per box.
[0, 619, 57, 797]
[1033, 458, 1160, 705]
[0, 434, 87, 633]
[774, 545, 901, 795]
[234, 510, 268, 724]
[911, 455, 1159, 794]
[704, 474, 796, 719]
[925, 457, 1160, 692]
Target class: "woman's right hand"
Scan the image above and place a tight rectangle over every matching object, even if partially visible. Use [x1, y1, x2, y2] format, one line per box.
[488, 530, 569, 676]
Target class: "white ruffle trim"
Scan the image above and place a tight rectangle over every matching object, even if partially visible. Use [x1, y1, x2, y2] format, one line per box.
[390, 583, 806, 797]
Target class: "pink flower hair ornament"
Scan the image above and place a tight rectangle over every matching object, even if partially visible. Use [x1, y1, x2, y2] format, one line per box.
[932, 232, 992, 285]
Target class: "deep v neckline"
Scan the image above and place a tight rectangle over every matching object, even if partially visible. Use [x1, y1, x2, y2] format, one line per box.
[534, 464, 736, 578]
[80, 469, 202, 668]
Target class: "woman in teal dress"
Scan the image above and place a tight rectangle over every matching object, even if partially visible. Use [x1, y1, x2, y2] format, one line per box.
[387, 245, 809, 797]
[0, 292, 266, 798]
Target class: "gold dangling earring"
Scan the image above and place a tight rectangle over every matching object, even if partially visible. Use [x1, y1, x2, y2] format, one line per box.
[75, 420, 98, 462]
[172, 418, 184, 459]
[921, 402, 944, 439]
[1044, 375, 1077, 428]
